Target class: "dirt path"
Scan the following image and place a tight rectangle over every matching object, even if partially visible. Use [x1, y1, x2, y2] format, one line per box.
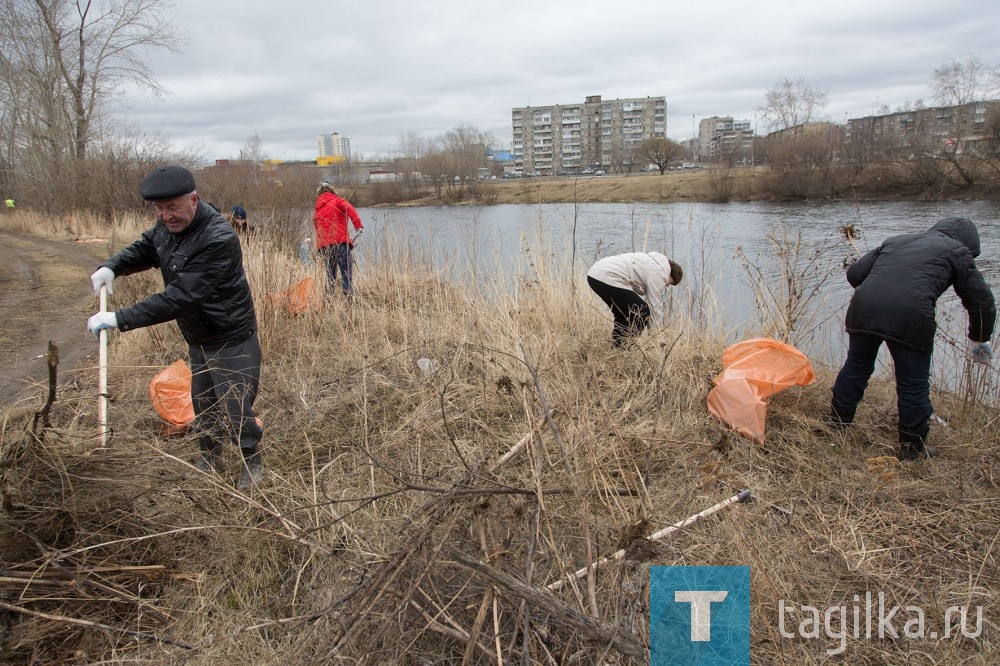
[0, 230, 107, 408]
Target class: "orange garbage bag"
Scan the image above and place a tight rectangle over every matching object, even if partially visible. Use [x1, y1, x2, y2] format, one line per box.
[269, 276, 319, 315]
[150, 359, 195, 427]
[706, 337, 816, 445]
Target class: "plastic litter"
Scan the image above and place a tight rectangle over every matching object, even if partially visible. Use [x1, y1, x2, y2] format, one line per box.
[149, 359, 264, 432]
[706, 337, 816, 445]
[416, 358, 439, 377]
[268, 276, 319, 315]
[150, 359, 195, 427]
[299, 237, 314, 264]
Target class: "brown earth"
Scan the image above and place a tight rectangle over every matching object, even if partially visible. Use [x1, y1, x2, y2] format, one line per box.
[0, 229, 106, 409]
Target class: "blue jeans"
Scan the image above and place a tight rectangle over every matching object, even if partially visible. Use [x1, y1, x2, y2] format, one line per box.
[831, 332, 933, 442]
[320, 243, 353, 296]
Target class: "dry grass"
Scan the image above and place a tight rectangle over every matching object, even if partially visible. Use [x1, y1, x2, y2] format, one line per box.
[369, 164, 1000, 208]
[481, 171, 727, 205]
[1, 210, 998, 664]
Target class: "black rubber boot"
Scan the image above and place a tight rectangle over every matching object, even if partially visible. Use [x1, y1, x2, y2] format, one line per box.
[195, 438, 224, 473]
[827, 401, 854, 428]
[237, 444, 263, 490]
[897, 433, 937, 461]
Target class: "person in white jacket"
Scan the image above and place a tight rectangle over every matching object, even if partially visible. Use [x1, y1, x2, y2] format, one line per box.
[587, 252, 683, 347]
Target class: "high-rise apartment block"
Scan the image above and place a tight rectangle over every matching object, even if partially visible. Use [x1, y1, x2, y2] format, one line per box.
[512, 95, 666, 174]
[317, 132, 351, 162]
[696, 117, 754, 163]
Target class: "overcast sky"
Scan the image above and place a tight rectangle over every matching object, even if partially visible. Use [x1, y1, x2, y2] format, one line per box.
[119, 0, 1000, 163]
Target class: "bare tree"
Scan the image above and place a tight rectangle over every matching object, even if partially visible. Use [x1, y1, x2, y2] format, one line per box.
[440, 124, 494, 200]
[924, 54, 999, 188]
[930, 54, 1000, 107]
[760, 130, 837, 199]
[35, 0, 178, 159]
[755, 77, 829, 133]
[86, 124, 183, 214]
[0, 0, 178, 207]
[397, 131, 429, 166]
[979, 106, 1000, 177]
[395, 131, 430, 197]
[197, 134, 267, 211]
[632, 137, 685, 174]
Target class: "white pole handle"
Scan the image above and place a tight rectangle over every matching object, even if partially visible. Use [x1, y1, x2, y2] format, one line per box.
[98, 285, 108, 447]
[545, 489, 751, 592]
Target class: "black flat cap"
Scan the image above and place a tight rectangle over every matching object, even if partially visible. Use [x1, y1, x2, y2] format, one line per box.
[139, 166, 197, 201]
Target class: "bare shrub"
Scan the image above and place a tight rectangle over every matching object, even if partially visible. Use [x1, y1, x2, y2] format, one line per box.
[706, 167, 735, 202]
[759, 133, 835, 199]
[705, 167, 755, 203]
[736, 225, 848, 345]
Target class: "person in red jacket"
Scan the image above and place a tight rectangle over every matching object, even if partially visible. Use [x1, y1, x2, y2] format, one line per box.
[313, 182, 363, 297]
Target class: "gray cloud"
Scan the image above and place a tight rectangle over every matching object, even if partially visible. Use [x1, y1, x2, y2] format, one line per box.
[117, 0, 1000, 162]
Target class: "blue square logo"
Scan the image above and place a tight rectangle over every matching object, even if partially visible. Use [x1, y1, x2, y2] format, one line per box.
[650, 566, 750, 665]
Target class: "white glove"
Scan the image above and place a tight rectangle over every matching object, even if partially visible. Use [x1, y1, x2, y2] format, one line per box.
[87, 312, 118, 335]
[969, 341, 993, 365]
[91, 267, 115, 296]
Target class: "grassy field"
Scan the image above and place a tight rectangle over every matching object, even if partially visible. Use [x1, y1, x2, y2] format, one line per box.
[0, 210, 998, 664]
[486, 170, 726, 204]
[368, 163, 1000, 208]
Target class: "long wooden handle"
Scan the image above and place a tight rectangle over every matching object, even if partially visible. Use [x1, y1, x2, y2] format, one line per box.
[545, 489, 752, 592]
[98, 285, 108, 447]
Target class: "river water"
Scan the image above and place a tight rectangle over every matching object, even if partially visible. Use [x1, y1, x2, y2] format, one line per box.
[354, 200, 1000, 385]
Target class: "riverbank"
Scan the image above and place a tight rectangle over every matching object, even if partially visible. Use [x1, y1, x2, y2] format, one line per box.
[378, 169, 731, 206]
[2, 213, 997, 664]
[488, 169, 721, 204]
[369, 165, 1000, 207]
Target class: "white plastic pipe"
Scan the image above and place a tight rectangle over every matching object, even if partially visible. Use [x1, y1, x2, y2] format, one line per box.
[98, 285, 108, 447]
[545, 489, 752, 592]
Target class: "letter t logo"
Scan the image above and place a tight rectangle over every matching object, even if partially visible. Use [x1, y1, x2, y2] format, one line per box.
[675, 591, 729, 641]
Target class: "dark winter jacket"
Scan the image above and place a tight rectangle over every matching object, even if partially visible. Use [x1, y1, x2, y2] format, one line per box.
[102, 201, 257, 347]
[844, 217, 996, 352]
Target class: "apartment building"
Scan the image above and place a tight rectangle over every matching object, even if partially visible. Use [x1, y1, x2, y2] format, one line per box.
[317, 132, 351, 162]
[844, 100, 999, 154]
[696, 116, 754, 163]
[512, 95, 666, 175]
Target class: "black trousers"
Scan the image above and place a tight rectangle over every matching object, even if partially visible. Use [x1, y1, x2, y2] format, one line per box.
[587, 276, 651, 347]
[189, 330, 263, 451]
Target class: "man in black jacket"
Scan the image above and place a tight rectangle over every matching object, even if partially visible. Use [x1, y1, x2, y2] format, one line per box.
[87, 166, 264, 489]
[830, 217, 996, 460]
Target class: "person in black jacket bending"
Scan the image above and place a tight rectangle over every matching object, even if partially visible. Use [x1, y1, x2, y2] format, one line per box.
[830, 217, 996, 461]
[87, 166, 265, 489]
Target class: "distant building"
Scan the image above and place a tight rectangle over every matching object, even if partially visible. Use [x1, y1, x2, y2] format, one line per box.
[844, 100, 999, 155]
[368, 170, 404, 183]
[488, 148, 515, 176]
[696, 116, 754, 163]
[512, 95, 666, 174]
[317, 132, 351, 161]
[766, 121, 837, 140]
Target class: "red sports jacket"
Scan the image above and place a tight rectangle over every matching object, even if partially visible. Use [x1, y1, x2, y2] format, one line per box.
[313, 192, 363, 249]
